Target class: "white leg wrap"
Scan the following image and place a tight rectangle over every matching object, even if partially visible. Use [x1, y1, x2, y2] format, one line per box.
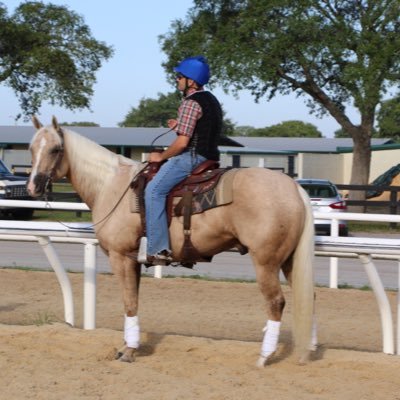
[260, 320, 281, 357]
[124, 315, 140, 348]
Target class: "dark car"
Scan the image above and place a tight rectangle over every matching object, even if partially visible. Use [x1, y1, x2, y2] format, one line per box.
[0, 159, 34, 219]
[296, 178, 348, 236]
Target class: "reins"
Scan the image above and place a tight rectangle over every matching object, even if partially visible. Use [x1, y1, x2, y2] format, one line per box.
[44, 162, 149, 231]
[43, 127, 175, 231]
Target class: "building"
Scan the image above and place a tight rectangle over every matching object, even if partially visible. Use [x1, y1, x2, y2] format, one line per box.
[0, 125, 395, 184]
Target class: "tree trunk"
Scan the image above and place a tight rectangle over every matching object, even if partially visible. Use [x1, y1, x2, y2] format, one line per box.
[349, 128, 371, 212]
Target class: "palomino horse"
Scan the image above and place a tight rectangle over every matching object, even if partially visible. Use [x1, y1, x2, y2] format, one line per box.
[27, 116, 316, 366]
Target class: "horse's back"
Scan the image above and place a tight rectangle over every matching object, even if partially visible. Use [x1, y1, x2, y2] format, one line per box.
[231, 167, 302, 211]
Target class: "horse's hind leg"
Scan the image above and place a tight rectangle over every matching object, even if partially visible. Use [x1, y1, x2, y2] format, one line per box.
[109, 252, 141, 363]
[253, 259, 286, 367]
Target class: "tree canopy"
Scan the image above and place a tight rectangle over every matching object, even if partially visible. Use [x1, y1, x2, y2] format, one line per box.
[376, 96, 400, 140]
[0, 1, 113, 119]
[60, 121, 100, 127]
[235, 120, 323, 137]
[159, 0, 400, 196]
[120, 91, 236, 136]
[119, 92, 182, 128]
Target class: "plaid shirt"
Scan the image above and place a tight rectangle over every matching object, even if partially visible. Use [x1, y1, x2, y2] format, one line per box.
[175, 91, 203, 137]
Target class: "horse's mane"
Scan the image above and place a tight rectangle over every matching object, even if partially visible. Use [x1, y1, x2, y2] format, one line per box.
[64, 129, 138, 195]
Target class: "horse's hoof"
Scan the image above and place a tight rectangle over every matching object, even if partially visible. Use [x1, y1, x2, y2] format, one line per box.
[115, 345, 126, 360]
[298, 351, 310, 365]
[118, 348, 136, 363]
[256, 356, 268, 368]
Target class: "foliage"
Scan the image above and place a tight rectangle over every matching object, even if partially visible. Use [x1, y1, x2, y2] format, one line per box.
[119, 92, 181, 127]
[120, 90, 236, 136]
[0, 1, 113, 119]
[231, 125, 254, 136]
[376, 96, 400, 140]
[245, 120, 322, 137]
[60, 121, 100, 127]
[159, 0, 400, 193]
[334, 128, 349, 138]
[335, 127, 379, 138]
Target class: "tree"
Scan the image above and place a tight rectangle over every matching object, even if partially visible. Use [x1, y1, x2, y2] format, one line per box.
[231, 125, 255, 136]
[120, 91, 236, 136]
[334, 128, 350, 138]
[159, 1, 400, 200]
[119, 92, 181, 127]
[376, 96, 400, 140]
[233, 120, 322, 136]
[60, 121, 100, 127]
[0, 2, 113, 119]
[251, 120, 322, 137]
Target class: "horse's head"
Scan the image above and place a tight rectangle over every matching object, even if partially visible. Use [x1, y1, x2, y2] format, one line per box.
[27, 116, 67, 197]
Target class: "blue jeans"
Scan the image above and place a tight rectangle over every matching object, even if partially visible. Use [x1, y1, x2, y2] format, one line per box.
[144, 152, 206, 255]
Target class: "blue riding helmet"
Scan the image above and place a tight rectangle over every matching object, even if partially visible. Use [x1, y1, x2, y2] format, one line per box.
[174, 56, 210, 86]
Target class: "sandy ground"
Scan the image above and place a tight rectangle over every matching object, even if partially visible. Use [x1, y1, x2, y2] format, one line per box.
[0, 268, 399, 400]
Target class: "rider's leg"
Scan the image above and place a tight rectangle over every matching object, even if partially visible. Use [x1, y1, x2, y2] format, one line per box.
[144, 152, 206, 257]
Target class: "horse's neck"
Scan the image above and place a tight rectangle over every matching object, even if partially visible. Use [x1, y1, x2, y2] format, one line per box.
[64, 133, 140, 207]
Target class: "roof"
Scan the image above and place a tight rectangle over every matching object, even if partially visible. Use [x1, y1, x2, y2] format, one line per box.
[0, 125, 393, 153]
[231, 137, 393, 153]
[0, 125, 242, 147]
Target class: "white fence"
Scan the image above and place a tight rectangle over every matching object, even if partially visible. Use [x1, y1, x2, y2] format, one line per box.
[0, 200, 399, 355]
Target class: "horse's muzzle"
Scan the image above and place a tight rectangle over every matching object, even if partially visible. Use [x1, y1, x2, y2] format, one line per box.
[27, 173, 49, 197]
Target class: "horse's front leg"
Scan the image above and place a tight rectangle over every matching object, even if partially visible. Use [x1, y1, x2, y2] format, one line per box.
[109, 252, 141, 363]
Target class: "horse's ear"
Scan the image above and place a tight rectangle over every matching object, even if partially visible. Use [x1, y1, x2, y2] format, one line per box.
[52, 115, 64, 138]
[32, 115, 42, 130]
[52, 115, 60, 130]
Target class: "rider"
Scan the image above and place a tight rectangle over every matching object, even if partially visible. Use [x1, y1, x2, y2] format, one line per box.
[138, 55, 222, 265]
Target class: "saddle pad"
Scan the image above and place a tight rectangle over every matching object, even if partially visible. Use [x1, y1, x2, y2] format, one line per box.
[129, 168, 238, 215]
[172, 168, 238, 216]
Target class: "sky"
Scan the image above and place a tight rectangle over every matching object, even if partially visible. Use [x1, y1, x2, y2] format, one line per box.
[0, 0, 360, 137]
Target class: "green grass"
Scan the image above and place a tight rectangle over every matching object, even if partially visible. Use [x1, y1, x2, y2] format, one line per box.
[348, 221, 400, 233]
[337, 282, 372, 290]
[50, 182, 74, 192]
[33, 209, 92, 222]
[30, 311, 59, 326]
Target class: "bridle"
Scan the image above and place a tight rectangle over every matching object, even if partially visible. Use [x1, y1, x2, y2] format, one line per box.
[38, 126, 172, 229]
[38, 132, 65, 200]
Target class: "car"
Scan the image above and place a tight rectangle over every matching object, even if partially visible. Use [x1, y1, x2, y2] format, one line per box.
[0, 159, 34, 220]
[296, 178, 348, 236]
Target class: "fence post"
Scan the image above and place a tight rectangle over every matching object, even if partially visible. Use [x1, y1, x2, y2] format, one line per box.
[390, 190, 398, 228]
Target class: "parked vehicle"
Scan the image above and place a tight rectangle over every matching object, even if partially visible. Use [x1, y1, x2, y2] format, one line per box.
[296, 178, 348, 236]
[0, 159, 34, 220]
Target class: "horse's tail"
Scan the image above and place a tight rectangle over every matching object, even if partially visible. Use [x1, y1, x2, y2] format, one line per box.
[291, 185, 315, 362]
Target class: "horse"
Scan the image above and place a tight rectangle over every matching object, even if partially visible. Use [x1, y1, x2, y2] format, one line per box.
[27, 116, 316, 367]
[367, 173, 400, 201]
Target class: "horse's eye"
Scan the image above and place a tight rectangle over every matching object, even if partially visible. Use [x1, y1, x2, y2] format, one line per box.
[50, 147, 62, 155]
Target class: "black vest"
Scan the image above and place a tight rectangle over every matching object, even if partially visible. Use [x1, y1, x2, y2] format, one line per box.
[186, 91, 222, 161]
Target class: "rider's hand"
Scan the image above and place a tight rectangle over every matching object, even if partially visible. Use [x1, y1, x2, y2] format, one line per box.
[167, 119, 177, 129]
[148, 152, 164, 163]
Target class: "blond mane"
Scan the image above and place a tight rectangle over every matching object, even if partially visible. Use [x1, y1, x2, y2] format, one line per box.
[63, 129, 138, 199]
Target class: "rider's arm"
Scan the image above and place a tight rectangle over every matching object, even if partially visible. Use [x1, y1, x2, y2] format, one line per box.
[148, 99, 202, 163]
[148, 135, 190, 162]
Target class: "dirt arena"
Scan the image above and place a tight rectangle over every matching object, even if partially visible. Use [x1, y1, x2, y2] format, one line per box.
[0, 268, 399, 400]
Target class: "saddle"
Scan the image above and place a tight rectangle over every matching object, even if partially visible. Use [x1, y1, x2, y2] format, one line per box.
[131, 159, 231, 266]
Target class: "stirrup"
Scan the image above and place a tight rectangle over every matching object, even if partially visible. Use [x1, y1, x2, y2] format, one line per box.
[137, 237, 148, 264]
